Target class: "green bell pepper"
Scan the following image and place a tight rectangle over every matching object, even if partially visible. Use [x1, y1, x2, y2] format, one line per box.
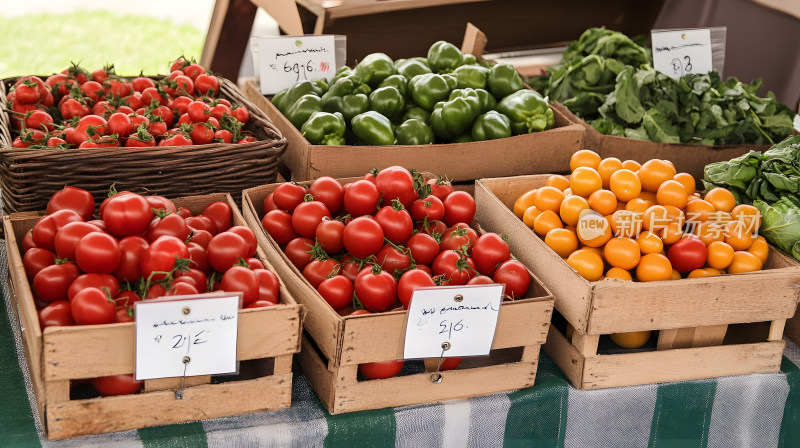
[378, 74, 408, 97]
[321, 76, 372, 122]
[427, 41, 464, 73]
[351, 111, 396, 146]
[355, 53, 397, 88]
[272, 80, 324, 113]
[472, 111, 512, 141]
[301, 111, 346, 145]
[496, 90, 555, 134]
[442, 73, 458, 91]
[402, 106, 430, 124]
[453, 134, 473, 143]
[462, 54, 478, 65]
[429, 94, 481, 141]
[331, 66, 353, 85]
[453, 64, 489, 90]
[369, 86, 405, 122]
[487, 63, 523, 100]
[285, 94, 322, 129]
[313, 78, 329, 95]
[409, 73, 451, 111]
[396, 118, 434, 145]
[396, 58, 432, 80]
[448, 88, 495, 113]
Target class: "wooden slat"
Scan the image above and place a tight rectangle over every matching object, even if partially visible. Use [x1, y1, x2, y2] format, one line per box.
[144, 376, 212, 393]
[461, 22, 487, 58]
[44, 380, 70, 404]
[45, 373, 292, 440]
[201, 0, 258, 80]
[657, 325, 728, 350]
[296, 335, 336, 411]
[542, 325, 585, 389]
[786, 307, 800, 345]
[273, 353, 294, 375]
[768, 319, 787, 341]
[251, 0, 304, 35]
[581, 341, 785, 390]
[571, 332, 599, 358]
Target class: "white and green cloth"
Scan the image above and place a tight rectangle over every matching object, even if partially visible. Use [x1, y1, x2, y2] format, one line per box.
[1, 240, 798, 447]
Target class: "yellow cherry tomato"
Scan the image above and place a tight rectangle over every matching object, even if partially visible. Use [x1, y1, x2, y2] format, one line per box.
[728, 251, 763, 274]
[605, 267, 632, 281]
[513, 189, 537, 218]
[570, 167, 603, 198]
[724, 220, 754, 251]
[636, 253, 673, 282]
[522, 206, 541, 229]
[731, 204, 762, 233]
[609, 169, 641, 202]
[704, 187, 736, 213]
[588, 189, 618, 216]
[546, 174, 570, 191]
[636, 231, 664, 254]
[545, 228, 579, 258]
[603, 237, 641, 270]
[747, 235, 769, 264]
[566, 249, 604, 282]
[570, 149, 602, 171]
[638, 159, 676, 192]
[673, 172, 696, 195]
[688, 267, 723, 278]
[706, 241, 734, 270]
[622, 159, 641, 171]
[597, 157, 623, 189]
[656, 180, 689, 209]
[533, 210, 563, 237]
[610, 331, 652, 349]
[559, 195, 590, 227]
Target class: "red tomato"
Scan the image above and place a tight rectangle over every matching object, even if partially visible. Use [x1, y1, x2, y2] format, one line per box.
[433, 250, 477, 285]
[309, 177, 345, 215]
[302, 258, 340, 289]
[316, 218, 345, 254]
[132, 77, 156, 92]
[339, 254, 362, 282]
[206, 232, 249, 272]
[75, 232, 121, 274]
[376, 166, 416, 208]
[262, 210, 297, 246]
[188, 229, 212, 249]
[23, 248, 55, 280]
[397, 269, 435, 308]
[415, 219, 448, 239]
[668, 237, 708, 273]
[202, 202, 232, 233]
[47, 187, 95, 221]
[375, 203, 413, 245]
[183, 63, 206, 81]
[273, 183, 307, 214]
[140, 236, 190, 281]
[22, 230, 37, 253]
[492, 259, 531, 299]
[176, 269, 208, 293]
[318, 275, 354, 310]
[245, 257, 265, 270]
[145, 196, 177, 215]
[38, 300, 74, 329]
[467, 275, 495, 285]
[187, 100, 212, 122]
[146, 213, 190, 243]
[33, 262, 80, 302]
[354, 265, 397, 312]
[439, 223, 478, 254]
[141, 87, 167, 106]
[344, 180, 380, 217]
[359, 360, 404, 380]
[91, 374, 142, 396]
[427, 177, 455, 201]
[410, 195, 445, 223]
[113, 236, 149, 282]
[71, 287, 116, 325]
[343, 217, 384, 259]
[107, 112, 133, 138]
[187, 242, 211, 274]
[246, 300, 277, 309]
[176, 206, 193, 219]
[263, 193, 279, 213]
[190, 122, 215, 145]
[254, 269, 280, 303]
[186, 215, 218, 235]
[231, 105, 250, 124]
[115, 290, 141, 309]
[406, 233, 440, 267]
[102, 193, 154, 238]
[194, 74, 219, 95]
[292, 200, 331, 238]
[472, 233, 511, 276]
[225, 226, 257, 258]
[53, 221, 100, 261]
[33, 209, 84, 252]
[68, 273, 120, 302]
[284, 237, 315, 270]
[442, 191, 476, 226]
[221, 266, 258, 305]
[145, 283, 168, 300]
[114, 307, 135, 323]
[375, 244, 412, 276]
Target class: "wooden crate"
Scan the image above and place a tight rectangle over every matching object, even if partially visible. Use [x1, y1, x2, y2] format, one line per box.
[4, 193, 303, 439]
[787, 307, 800, 347]
[474, 174, 800, 390]
[241, 177, 554, 413]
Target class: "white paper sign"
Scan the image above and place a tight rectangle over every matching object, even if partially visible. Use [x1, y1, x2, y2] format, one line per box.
[257, 35, 337, 95]
[135, 293, 240, 380]
[651, 29, 713, 80]
[403, 284, 503, 359]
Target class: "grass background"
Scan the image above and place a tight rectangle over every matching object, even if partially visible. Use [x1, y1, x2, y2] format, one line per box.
[0, 10, 205, 78]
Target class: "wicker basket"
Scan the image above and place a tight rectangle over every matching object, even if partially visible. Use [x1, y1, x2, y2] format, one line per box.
[0, 76, 287, 212]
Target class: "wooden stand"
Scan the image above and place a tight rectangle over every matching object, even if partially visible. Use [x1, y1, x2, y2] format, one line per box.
[4, 194, 303, 439]
[242, 176, 555, 413]
[474, 174, 800, 390]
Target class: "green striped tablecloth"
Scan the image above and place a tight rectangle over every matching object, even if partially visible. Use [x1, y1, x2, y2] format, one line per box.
[1, 240, 798, 448]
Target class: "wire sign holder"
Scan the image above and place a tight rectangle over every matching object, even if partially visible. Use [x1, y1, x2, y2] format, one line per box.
[403, 284, 504, 383]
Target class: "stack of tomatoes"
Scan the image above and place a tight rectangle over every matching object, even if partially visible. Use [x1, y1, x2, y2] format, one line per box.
[7, 58, 254, 149]
[260, 167, 531, 379]
[23, 186, 279, 396]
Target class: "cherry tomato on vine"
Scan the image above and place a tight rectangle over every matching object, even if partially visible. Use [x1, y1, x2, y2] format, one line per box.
[397, 269, 435, 308]
[492, 259, 530, 299]
[343, 217, 384, 259]
[472, 233, 511, 277]
[71, 287, 116, 325]
[318, 275, 354, 310]
[354, 265, 397, 312]
[38, 300, 74, 329]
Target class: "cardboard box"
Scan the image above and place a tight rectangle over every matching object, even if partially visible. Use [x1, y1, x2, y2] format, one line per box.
[550, 101, 772, 181]
[4, 194, 303, 439]
[241, 176, 555, 413]
[474, 174, 799, 389]
[243, 80, 584, 182]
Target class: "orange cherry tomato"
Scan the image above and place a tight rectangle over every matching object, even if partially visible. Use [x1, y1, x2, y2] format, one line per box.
[514, 189, 538, 218]
[610, 331, 651, 349]
[670, 269, 682, 280]
[673, 172, 696, 195]
[706, 241, 735, 270]
[636, 231, 663, 254]
[724, 220, 754, 251]
[533, 210, 563, 236]
[642, 205, 669, 232]
[570, 167, 602, 198]
[570, 149, 602, 171]
[597, 157, 623, 189]
[685, 199, 715, 223]
[622, 160, 641, 171]
[577, 213, 612, 248]
[731, 204, 761, 232]
[660, 221, 684, 245]
[609, 210, 643, 238]
[688, 267, 723, 278]
[626, 198, 654, 214]
[638, 159, 676, 192]
[603, 237, 641, 270]
[605, 267, 632, 281]
[656, 180, 689, 209]
[588, 189, 618, 216]
[704, 187, 736, 213]
[545, 228, 579, 258]
[727, 251, 763, 273]
[534, 186, 565, 213]
[636, 253, 673, 282]
[609, 169, 641, 202]
[566, 249, 604, 282]
[747, 235, 769, 264]
[546, 175, 570, 191]
[559, 195, 590, 227]
[522, 206, 541, 229]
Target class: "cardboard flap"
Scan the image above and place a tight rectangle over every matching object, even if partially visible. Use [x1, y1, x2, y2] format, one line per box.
[252, 0, 304, 36]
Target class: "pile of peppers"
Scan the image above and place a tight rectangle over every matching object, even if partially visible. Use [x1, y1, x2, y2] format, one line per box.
[271, 41, 555, 146]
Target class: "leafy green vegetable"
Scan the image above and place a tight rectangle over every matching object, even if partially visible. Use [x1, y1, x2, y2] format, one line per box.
[754, 197, 800, 255]
[702, 150, 762, 192]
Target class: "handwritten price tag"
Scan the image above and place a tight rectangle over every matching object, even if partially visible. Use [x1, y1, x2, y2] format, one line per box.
[651, 28, 713, 80]
[134, 293, 240, 380]
[257, 35, 337, 95]
[403, 284, 503, 359]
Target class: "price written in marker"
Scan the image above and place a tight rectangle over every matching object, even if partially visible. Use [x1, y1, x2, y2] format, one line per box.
[257, 35, 337, 95]
[135, 293, 240, 380]
[651, 28, 713, 80]
[403, 284, 503, 359]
